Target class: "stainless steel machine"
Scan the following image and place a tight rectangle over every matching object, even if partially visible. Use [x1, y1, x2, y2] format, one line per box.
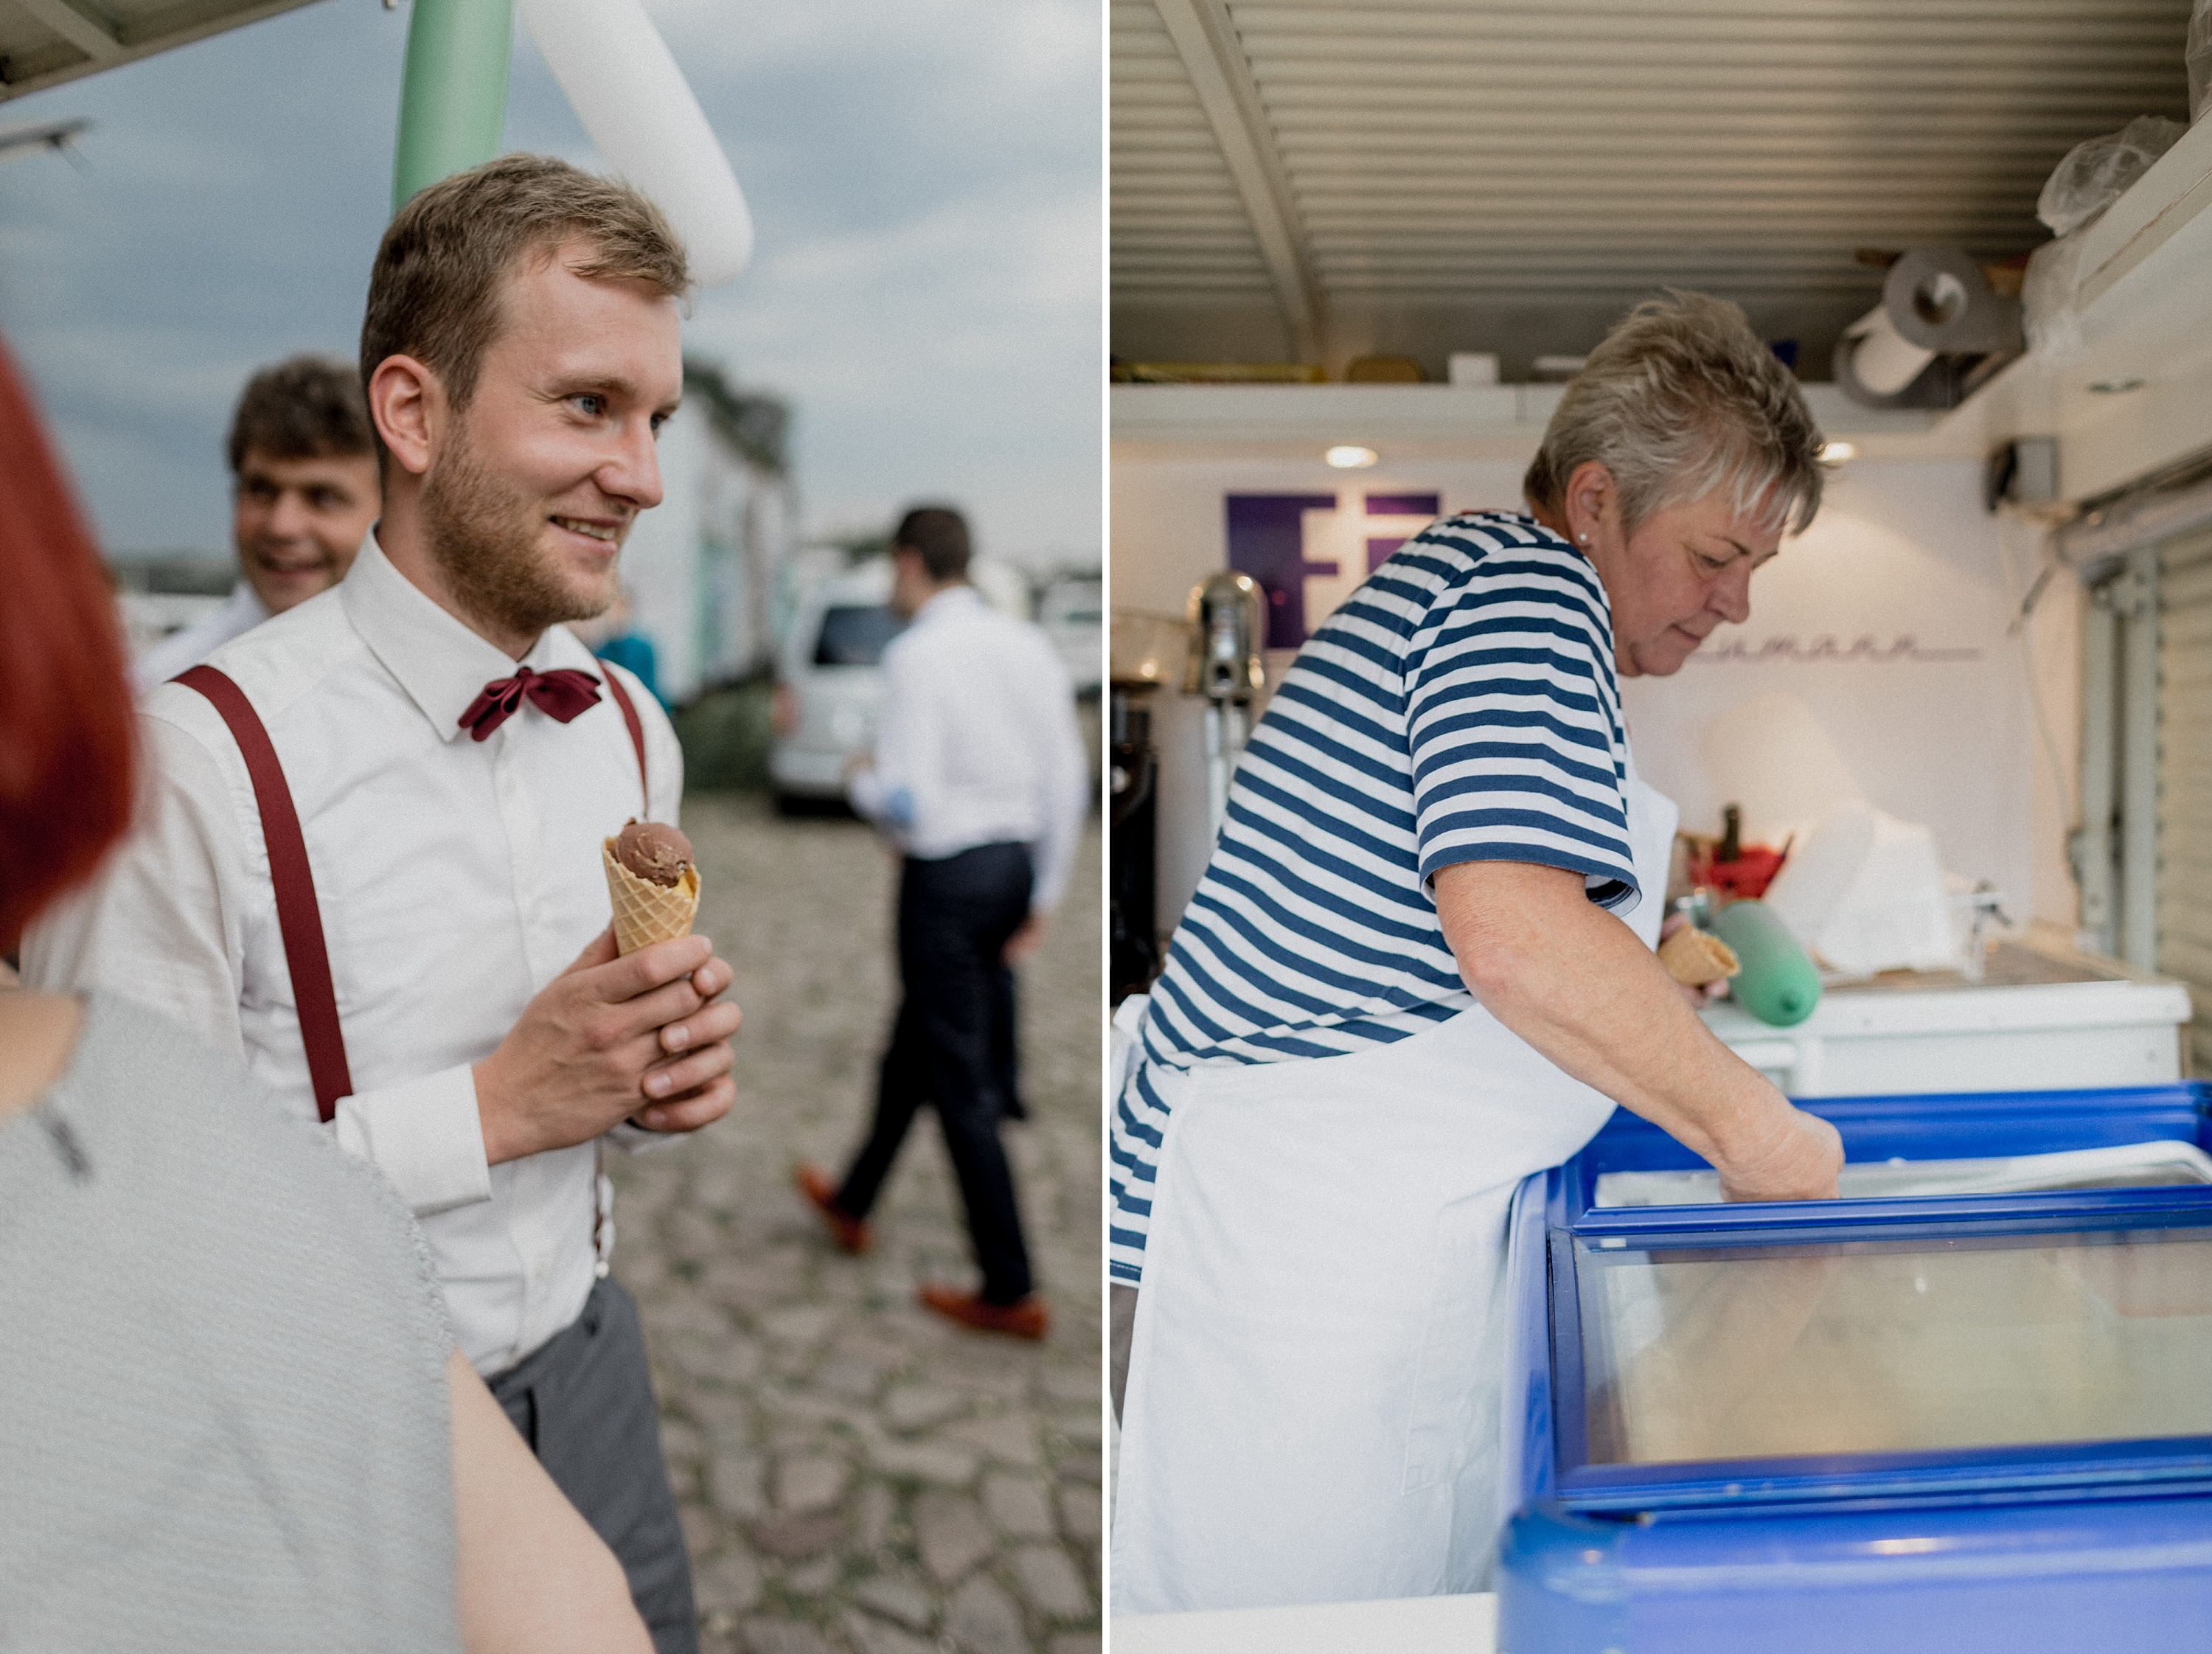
[1183, 571, 1266, 835]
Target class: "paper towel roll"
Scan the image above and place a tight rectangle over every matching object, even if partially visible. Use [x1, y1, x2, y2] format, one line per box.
[1842, 307, 1937, 397]
[1883, 246, 2023, 355]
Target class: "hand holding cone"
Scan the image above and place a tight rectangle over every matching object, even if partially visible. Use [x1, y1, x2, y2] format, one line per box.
[1660, 922, 1740, 989]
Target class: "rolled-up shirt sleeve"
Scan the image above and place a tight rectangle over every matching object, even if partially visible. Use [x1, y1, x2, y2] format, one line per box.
[1025, 646, 1091, 915]
[847, 638, 937, 839]
[334, 1064, 492, 1215]
[1405, 545, 1639, 913]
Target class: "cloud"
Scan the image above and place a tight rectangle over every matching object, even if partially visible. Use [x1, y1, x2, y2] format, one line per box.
[0, 0, 1099, 569]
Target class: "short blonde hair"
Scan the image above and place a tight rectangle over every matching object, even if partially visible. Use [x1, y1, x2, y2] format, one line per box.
[360, 154, 690, 457]
[1524, 291, 1825, 540]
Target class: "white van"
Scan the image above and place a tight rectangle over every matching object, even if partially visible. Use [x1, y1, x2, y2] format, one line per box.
[768, 560, 902, 807]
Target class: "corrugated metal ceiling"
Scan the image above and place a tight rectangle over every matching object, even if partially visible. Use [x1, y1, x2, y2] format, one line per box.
[1, 0, 322, 102]
[1113, 0, 2198, 372]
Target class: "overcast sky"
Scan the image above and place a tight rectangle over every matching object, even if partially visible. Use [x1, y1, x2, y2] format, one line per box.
[0, 0, 1100, 571]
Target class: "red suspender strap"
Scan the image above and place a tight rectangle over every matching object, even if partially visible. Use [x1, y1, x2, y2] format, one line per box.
[599, 667, 650, 813]
[589, 665, 650, 1273]
[175, 665, 355, 1124]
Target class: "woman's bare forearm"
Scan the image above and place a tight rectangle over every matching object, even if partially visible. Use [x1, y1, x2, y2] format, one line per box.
[1433, 859, 1839, 1198]
[448, 1350, 652, 1654]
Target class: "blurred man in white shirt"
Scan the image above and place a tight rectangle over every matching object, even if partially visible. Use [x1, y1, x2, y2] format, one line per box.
[796, 506, 1088, 1338]
[131, 355, 380, 691]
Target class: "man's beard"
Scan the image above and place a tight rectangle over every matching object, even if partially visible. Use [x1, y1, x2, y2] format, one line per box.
[420, 423, 614, 642]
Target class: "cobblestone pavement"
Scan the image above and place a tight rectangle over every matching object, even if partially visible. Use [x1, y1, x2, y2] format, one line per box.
[609, 796, 1102, 1654]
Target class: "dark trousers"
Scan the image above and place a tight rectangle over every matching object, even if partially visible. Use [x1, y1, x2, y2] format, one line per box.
[489, 1276, 698, 1654]
[837, 841, 1037, 1304]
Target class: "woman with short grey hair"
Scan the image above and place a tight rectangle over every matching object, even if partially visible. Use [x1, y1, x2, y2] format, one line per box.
[1110, 291, 1843, 1614]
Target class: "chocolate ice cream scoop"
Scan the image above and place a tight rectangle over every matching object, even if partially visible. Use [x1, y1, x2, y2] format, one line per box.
[615, 819, 694, 888]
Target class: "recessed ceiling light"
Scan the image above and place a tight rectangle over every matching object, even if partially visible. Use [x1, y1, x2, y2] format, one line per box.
[1820, 441, 1857, 464]
[1326, 445, 1379, 469]
[2089, 377, 2145, 395]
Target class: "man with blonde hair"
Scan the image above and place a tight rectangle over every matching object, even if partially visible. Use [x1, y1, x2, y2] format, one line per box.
[27, 154, 728, 1651]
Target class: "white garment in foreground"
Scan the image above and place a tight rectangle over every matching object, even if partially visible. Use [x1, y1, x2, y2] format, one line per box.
[22, 533, 682, 1375]
[846, 584, 1089, 912]
[1112, 773, 1675, 1614]
[131, 582, 271, 693]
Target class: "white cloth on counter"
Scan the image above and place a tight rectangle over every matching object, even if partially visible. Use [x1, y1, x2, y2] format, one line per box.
[1762, 799, 1957, 976]
[131, 581, 271, 693]
[1596, 1140, 2212, 1208]
[1112, 769, 1677, 1615]
[846, 583, 1090, 913]
[22, 532, 683, 1376]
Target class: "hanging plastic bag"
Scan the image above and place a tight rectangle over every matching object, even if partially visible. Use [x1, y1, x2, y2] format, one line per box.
[2036, 115, 2186, 237]
[2191, 0, 2212, 122]
[2021, 232, 2087, 361]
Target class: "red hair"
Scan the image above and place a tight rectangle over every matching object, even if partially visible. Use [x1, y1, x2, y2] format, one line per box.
[0, 333, 136, 953]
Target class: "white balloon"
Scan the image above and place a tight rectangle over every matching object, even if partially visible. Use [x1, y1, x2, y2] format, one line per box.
[519, 0, 754, 285]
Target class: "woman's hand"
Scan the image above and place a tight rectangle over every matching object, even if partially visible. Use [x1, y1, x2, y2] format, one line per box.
[1716, 1102, 1843, 1203]
[1658, 911, 1728, 1007]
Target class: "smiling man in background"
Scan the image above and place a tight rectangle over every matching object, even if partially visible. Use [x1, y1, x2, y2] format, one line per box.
[131, 353, 380, 691]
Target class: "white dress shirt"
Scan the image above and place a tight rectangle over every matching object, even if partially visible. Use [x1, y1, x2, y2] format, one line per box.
[846, 584, 1090, 912]
[24, 534, 683, 1375]
[131, 583, 271, 693]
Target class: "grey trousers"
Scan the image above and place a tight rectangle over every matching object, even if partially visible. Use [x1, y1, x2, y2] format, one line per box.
[489, 1276, 698, 1654]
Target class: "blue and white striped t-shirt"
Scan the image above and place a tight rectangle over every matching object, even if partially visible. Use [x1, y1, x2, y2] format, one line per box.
[1110, 510, 1640, 1285]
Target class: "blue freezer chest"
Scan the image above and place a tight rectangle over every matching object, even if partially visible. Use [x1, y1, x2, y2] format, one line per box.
[1496, 1081, 2212, 1653]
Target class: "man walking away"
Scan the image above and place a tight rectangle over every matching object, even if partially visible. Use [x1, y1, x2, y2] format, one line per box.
[133, 355, 380, 690]
[796, 507, 1088, 1338]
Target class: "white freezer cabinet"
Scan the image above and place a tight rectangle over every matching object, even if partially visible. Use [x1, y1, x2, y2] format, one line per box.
[1703, 940, 2193, 1097]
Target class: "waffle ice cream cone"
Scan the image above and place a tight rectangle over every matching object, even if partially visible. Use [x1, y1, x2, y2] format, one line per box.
[602, 838, 701, 955]
[1660, 924, 1740, 988]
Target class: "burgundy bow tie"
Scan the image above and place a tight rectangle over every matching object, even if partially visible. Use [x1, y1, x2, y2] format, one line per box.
[458, 666, 603, 741]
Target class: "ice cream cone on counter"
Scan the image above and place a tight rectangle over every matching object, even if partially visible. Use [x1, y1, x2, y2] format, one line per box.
[1659, 923, 1739, 989]
[602, 819, 700, 955]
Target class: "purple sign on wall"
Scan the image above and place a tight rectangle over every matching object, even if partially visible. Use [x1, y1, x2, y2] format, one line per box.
[1224, 490, 1450, 648]
[1225, 493, 1339, 650]
[1365, 493, 1439, 518]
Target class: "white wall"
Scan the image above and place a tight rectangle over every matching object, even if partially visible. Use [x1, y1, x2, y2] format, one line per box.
[616, 405, 799, 702]
[1112, 448, 2078, 942]
[620, 407, 708, 701]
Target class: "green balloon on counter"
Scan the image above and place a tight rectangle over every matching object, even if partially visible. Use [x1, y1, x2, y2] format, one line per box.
[1709, 899, 1823, 1028]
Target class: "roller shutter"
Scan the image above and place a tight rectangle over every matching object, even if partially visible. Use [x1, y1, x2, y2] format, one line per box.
[2157, 527, 2212, 1071]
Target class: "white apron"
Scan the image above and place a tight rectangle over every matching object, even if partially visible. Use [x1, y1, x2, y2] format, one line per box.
[1113, 772, 1678, 1615]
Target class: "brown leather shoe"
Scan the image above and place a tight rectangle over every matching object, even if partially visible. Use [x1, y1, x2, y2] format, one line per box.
[917, 1283, 1050, 1341]
[793, 1163, 872, 1254]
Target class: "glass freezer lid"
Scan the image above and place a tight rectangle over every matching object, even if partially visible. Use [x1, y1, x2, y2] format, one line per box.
[1551, 1223, 2212, 1511]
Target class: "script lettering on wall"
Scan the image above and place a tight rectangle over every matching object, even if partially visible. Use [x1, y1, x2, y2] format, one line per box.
[1690, 635, 1983, 665]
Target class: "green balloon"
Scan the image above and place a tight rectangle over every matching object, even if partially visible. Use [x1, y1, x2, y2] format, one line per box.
[1710, 899, 1823, 1029]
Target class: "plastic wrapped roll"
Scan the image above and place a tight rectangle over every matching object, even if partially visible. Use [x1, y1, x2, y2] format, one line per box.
[518, 0, 754, 285]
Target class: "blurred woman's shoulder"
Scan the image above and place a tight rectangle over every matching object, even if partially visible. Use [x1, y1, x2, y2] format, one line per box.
[0, 990, 461, 1650]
